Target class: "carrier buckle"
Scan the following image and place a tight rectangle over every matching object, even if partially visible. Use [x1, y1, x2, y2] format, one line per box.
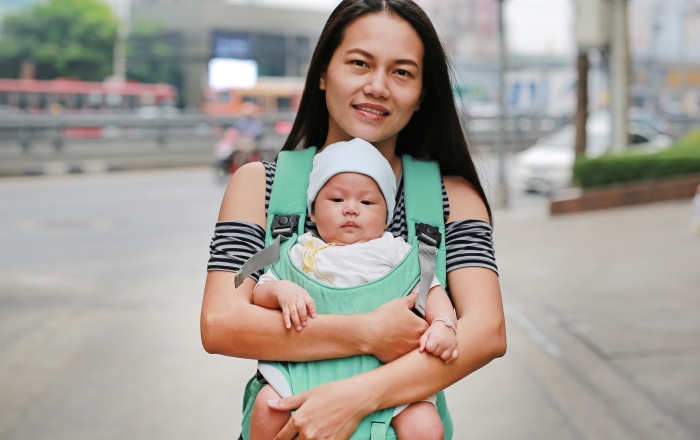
[271, 215, 299, 239]
[416, 223, 441, 247]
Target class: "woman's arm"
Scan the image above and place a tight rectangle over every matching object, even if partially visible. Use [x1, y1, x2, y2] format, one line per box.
[270, 175, 506, 440]
[200, 162, 428, 361]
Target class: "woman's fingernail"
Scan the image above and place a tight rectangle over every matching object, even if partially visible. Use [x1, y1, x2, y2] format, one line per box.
[311, 313, 317, 318]
[268, 399, 279, 405]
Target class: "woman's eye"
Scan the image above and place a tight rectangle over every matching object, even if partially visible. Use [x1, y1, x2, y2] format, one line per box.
[396, 69, 410, 77]
[352, 60, 367, 67]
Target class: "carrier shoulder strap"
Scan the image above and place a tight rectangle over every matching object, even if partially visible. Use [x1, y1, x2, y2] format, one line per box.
[402, 155, 447, 315]
[265, 147, 317, 245]
[234, 148, 316, 288]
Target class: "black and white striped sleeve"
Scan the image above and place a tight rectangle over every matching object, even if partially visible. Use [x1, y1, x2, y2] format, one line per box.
[444, 220, 498, 275]
[207, 221, 266, 281]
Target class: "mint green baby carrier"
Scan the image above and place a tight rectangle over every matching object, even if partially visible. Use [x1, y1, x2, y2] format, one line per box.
[238, 148, 453, 440]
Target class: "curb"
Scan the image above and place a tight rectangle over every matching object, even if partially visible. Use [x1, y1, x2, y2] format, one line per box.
[550, 174, 700, 215]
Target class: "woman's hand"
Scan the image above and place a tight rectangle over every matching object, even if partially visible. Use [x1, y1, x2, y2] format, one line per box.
[269, 379, 372, 440]
[366, 293, 428, 364]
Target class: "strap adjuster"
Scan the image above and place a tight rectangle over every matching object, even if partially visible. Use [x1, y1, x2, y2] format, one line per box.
[416, 223, 441, 247]
[271, 215, 299, 239]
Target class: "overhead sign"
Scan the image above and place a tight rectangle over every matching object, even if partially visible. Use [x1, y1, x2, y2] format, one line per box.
[208, 58, 258, 91]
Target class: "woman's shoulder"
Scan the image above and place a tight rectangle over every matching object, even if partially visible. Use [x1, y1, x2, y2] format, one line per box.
[217, 161, 267, 226]
[442, 175, 490, 223]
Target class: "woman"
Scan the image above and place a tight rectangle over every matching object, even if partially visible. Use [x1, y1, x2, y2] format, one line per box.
[201, 1, 506, 439]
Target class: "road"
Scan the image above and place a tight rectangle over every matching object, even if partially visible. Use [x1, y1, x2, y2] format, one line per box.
[0, 168, 698, 439]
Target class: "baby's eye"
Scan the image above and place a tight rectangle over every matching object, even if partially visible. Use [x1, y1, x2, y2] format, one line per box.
[333, 198, 343, 203]
[361, 201, 371, 205]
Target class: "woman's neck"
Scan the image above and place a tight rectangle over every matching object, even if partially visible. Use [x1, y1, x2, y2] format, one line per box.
[321, 134, 402, 182]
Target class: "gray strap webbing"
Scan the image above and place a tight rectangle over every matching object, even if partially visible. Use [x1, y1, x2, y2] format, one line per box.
[370, 422, 386, 440]
[234, 235, 283, 288]
[415, 241, 438, 318]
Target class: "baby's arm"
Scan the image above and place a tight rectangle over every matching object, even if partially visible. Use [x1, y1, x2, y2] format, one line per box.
[254, 279, 317, 331]
[420, 285, 459, 364]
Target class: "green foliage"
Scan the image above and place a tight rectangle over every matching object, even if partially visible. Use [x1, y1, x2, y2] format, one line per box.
[0, 0, 117, 80]
[574, 130, 700, 188]
[126, 17, 182, 93]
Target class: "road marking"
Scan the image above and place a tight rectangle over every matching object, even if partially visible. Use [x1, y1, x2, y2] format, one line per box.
[504, 302, 563, 358]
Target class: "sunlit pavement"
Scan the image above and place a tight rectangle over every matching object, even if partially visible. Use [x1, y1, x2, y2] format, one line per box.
[0, 167, 698, 439]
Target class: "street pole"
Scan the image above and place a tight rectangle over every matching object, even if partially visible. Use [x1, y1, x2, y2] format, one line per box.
[575, 50, 589, 157]
[609, 0, 630, 153]
[495, 0, 509, 209]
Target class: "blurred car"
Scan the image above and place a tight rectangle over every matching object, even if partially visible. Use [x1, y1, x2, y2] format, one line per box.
[514, 109, 673, 192]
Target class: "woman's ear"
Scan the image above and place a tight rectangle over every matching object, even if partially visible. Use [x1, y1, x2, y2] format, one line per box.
[414, 90, 426, 111]
[320, 68, 327, 91]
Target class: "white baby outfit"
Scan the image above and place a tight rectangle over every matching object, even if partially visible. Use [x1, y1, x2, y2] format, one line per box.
[257, 232, 440, 290]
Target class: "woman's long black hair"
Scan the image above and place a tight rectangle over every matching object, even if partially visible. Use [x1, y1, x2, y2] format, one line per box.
[281, 0, 492, 222]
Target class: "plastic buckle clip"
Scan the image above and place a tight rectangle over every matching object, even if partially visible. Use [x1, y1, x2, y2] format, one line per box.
[416, 223, 441, 247]
[271, 215, 299, 239]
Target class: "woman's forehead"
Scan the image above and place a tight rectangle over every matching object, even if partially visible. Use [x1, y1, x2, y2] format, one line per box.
[337, 13, 424, 64]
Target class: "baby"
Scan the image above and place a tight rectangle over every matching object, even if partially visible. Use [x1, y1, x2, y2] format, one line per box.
[250, 138, 458, 440]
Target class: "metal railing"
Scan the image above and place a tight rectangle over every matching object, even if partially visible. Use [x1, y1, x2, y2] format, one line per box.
[0, 112, 576, 152]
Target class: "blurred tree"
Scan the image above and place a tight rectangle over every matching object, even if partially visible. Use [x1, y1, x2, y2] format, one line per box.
[126, 18, 182, 98]
[0, 0, 117, 80]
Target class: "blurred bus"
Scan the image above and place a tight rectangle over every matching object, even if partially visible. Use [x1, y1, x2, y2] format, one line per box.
[0, 78, 178, 114]
[202, 76, 303, 115]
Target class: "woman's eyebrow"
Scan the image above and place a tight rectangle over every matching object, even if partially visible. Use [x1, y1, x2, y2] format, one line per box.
[346, 48, 419, 68]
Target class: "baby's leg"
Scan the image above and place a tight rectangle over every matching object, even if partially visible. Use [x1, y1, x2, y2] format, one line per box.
[250, 385, 291, 440]
[391, 401, 444, 440]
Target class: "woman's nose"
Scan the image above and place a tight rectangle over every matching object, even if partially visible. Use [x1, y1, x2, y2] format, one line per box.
[363, 71, 390, 99]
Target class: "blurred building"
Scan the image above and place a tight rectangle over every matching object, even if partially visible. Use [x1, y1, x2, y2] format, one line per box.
[131, 0, 330, 109]
[630, 0, 700, 115]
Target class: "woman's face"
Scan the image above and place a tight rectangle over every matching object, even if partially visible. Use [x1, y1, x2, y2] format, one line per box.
[320, 13, 424, 153]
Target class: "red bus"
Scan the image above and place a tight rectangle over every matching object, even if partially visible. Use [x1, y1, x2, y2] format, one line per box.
[0, 78, 177, 114]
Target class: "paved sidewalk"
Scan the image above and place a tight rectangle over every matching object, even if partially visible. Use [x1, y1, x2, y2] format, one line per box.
[0, 170, 697, 439]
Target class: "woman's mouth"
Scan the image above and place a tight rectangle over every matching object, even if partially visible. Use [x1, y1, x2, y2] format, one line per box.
[352, 104, 389, 118]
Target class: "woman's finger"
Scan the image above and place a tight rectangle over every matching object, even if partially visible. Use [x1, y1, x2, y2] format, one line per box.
[268, 393, 305, 411]
[404, 292, 418, 309]
[273, 419, 299, 440]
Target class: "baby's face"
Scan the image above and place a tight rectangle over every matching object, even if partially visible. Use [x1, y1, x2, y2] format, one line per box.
[311, 173, 388, 245]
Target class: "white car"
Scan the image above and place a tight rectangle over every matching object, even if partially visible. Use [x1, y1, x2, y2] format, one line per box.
[514, 110, 673, 192]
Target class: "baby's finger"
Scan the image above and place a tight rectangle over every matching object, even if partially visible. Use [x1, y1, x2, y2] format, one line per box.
[282, 306, 291, 329]
[424, 335, 438, 354]
[304, 295, 317, 318]
[440, 347, 453, 362]
[419, 332, 429, 352]
[296, 297, 308, 326]
[289, 305, 302, 331]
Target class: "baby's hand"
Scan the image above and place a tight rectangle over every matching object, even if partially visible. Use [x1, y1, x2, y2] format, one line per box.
[277, 281, 317, 331]
[419, 319, 459, 364]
